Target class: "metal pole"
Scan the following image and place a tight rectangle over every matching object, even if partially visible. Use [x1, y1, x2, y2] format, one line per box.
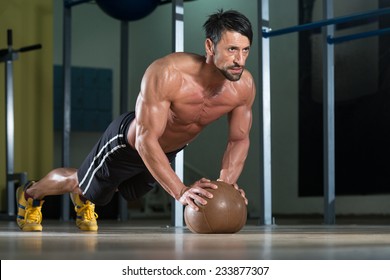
[322, 0, 336, 224]
[172, 0, 184, 227]
[328, 27, 390, 44]
[263, 7, 390, 38]
[5, 30, 16, 217]
[118, 20, 130, 221]
[61, 1, 72, 221]
[120, 21, 129, 114]
[2, 30, 39, 219]
[259, 0, 272, 225]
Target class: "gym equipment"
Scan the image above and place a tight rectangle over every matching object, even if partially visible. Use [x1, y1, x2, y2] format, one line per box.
[0, 29, 41, 219]
[95, 0, 160, 21]
[184, 181, 247, 234]
[260, 0, 390, 225]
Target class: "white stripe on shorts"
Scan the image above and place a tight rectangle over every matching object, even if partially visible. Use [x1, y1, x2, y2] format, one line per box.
[79, 134, 126, 195]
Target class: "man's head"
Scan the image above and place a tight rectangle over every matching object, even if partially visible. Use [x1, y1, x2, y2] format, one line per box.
[203, 9, 253, 47]
[204, 10, 253, 81]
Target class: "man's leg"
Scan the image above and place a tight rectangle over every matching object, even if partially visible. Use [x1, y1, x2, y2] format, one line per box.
[117, 171, 155, 202]
[16, 168, 80, 232]
[25, 168, 80, 199]
[34, 168, 99, 231]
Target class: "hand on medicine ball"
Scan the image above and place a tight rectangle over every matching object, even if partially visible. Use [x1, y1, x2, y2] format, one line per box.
[217, 179, 248, 205]
[232, 183, 248, 205]
[179, 178, 218, 211]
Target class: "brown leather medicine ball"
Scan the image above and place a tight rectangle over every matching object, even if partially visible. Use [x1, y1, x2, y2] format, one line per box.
[184, 180, 247, 234]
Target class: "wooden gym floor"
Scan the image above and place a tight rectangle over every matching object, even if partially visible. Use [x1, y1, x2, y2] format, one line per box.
[1, 217, 390, 260]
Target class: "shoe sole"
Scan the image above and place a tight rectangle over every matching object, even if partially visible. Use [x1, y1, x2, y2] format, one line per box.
[78, 226, 98, 231]
[21, 225, 43, 232]
[16, 187, 23, 208]
[16, 186, 24, 228]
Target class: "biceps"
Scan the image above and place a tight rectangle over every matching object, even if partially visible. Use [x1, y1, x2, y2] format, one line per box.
[136, 94, 170, 140]
[228, 106, 252, 141]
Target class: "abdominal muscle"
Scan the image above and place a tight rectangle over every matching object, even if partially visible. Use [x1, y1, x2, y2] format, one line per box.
[127, 85, 238, 153]
[126, 113, 205, 153]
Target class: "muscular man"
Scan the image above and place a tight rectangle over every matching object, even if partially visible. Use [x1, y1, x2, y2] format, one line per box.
[16, 9, 255, 231]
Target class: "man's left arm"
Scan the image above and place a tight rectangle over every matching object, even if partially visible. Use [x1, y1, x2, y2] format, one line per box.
[219, 105, 252, 184]
[219, 79, 255, 184]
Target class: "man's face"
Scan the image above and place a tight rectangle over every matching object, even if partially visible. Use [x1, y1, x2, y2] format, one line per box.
[210, 31, 251, 81]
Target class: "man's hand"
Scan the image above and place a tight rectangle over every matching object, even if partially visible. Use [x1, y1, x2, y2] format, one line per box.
[179, 178, 218, 211]
[232, 183, 248, 205]
[217, 178, 248, 205]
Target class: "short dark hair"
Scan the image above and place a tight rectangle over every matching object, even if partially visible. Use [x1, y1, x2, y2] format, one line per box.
[203, 9, 253, 46]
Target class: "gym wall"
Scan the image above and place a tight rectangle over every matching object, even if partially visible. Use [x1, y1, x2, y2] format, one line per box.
[0, 0, 53, 211]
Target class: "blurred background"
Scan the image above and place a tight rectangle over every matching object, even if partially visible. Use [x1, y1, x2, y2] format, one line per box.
[1, 0, 390, 222]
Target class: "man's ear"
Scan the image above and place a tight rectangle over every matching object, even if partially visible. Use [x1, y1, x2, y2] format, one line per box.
[205, 38, 215, 56]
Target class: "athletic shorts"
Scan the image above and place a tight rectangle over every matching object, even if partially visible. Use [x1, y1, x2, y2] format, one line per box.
[77, 112, 183, 205]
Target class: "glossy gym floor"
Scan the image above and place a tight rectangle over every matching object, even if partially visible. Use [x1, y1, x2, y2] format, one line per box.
[1, 216, 390, 260]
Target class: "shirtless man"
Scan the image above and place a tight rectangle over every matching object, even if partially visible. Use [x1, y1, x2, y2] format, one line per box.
[16, 9, 255, 232]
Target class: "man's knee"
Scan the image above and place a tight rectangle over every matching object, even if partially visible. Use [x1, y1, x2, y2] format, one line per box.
[63, 171, 80, 193]
[89, 194, 114, 206]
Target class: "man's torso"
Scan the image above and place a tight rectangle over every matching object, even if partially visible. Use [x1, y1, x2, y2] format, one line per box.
[128, 53, 253, 152]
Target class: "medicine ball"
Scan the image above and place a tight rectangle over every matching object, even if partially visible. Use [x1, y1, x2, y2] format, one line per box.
[184, 180, 247, 234]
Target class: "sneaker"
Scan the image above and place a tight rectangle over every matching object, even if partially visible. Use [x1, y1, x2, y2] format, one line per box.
[70, 193, 98, 231]
[16, 182, 44, 232]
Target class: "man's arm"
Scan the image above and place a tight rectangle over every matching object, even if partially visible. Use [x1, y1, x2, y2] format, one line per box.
[219, 75, 255, 185]
[134, 60, 216, 210]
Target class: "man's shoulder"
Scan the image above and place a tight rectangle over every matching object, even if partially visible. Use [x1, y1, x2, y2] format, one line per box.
[150, 52, 203, 75]
[230, 70, 256, 101]
[164, 52, 203, 60]
[157, 52, 203, 65]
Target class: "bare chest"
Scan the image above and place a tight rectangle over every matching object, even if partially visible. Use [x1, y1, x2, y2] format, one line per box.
[169, 90, 238, 127]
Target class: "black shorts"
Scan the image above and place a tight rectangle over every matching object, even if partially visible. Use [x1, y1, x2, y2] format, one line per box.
[77, 112, 182, 205]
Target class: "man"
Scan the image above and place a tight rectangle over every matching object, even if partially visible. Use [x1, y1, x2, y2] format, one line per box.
[16, 9, 255, 232]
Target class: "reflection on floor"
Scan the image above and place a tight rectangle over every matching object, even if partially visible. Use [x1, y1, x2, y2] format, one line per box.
[1, 216, 390, 260]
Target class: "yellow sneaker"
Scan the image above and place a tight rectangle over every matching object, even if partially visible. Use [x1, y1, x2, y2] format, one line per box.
[16, 182, 44, 232]
[70, 193, 98, 231]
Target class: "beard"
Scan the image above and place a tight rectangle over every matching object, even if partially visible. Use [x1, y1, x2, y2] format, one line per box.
[218, 64, 244, 81]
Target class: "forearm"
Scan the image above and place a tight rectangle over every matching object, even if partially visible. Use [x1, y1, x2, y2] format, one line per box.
[219, 138, 250, 184]
[136, 138, 187, 200]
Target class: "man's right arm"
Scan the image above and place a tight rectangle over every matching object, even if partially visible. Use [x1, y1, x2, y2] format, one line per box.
[134, 60, 216, 210]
